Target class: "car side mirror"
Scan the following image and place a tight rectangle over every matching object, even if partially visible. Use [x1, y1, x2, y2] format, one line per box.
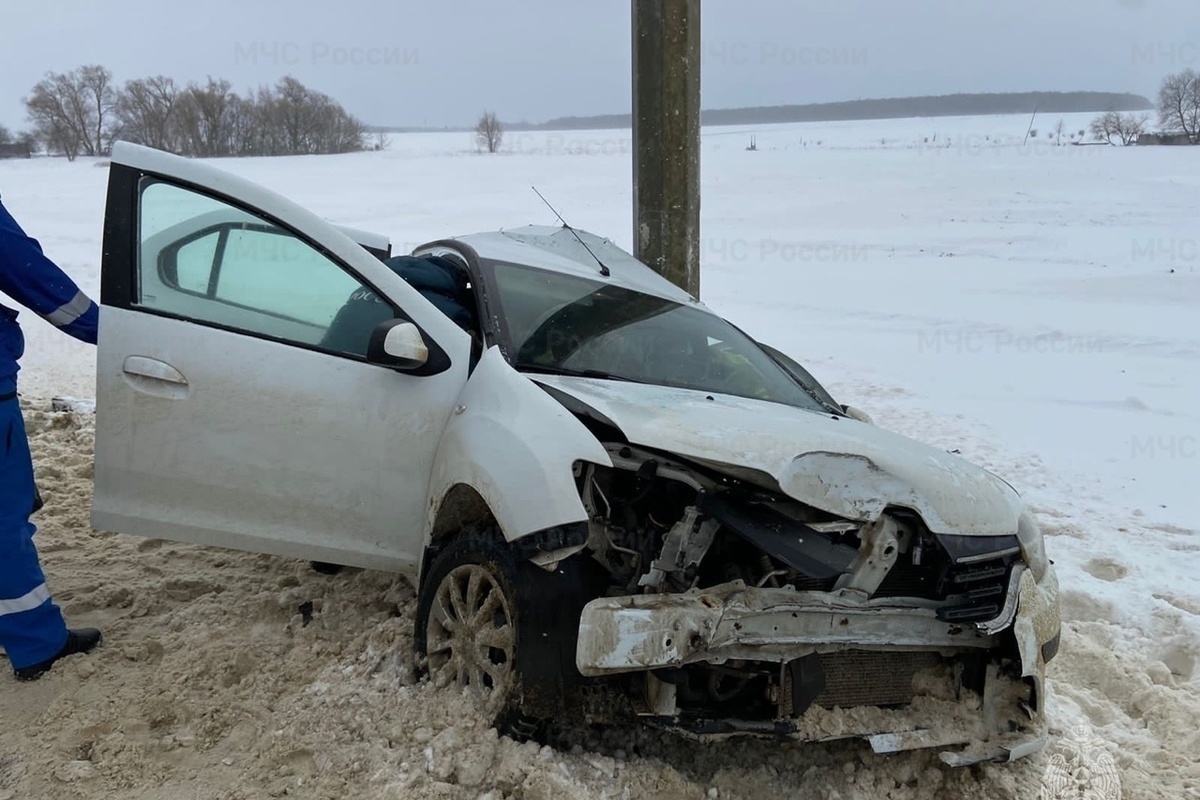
[367, 320, 429, 370]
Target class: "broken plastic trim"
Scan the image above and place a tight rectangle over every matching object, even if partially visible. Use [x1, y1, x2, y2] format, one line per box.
[937, 533, 1021, 564]
[510, 521, 589, 560]
[973, 564, 1025, 635]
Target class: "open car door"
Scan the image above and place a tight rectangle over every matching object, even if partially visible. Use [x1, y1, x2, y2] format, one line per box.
[92, 142, 471, 574]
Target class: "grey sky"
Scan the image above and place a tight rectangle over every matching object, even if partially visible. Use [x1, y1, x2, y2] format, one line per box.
[1, 0, 1195, 130]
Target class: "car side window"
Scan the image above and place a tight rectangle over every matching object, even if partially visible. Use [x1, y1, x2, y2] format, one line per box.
[136, 180, 394, 358]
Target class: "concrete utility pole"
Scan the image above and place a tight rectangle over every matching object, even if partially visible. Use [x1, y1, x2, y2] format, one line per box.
[632, 0, 701, 297]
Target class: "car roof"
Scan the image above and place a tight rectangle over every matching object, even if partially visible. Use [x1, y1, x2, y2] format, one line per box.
[439, 226, 702, 307]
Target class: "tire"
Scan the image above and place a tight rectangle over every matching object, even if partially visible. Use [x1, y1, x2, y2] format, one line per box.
[414, 525, 594, 735]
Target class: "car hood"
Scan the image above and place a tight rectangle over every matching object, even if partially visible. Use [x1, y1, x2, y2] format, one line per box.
[532, 376, 1023, 537]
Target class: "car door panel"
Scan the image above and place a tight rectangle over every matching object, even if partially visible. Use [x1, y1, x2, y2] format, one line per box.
[94, 142, 470, 575]
[95, 308, 461, 572]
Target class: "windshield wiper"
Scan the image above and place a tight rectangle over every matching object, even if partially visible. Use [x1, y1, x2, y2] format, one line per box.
[514, 362, 643, 384]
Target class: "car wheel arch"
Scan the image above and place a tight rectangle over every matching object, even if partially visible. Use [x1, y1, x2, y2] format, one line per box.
[422, 483, 497, 576]
[413, 520, 598, 730]
[422, 347, 612, 565]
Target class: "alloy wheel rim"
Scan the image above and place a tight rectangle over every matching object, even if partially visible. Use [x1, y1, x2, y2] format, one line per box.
[425, 563, 516, 716]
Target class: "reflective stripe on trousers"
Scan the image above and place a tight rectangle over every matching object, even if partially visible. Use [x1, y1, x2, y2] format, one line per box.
[0, 582, 51, 617]
[0, 394, 68, 668]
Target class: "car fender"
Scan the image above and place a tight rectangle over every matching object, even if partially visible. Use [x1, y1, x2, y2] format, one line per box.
[424, 347, 612, 557]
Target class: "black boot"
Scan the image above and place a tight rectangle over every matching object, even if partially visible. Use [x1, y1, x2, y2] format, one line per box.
[14, 628, 102, 681]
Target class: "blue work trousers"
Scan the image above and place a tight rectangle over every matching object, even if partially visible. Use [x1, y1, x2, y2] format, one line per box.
[0, 394, 67, 669]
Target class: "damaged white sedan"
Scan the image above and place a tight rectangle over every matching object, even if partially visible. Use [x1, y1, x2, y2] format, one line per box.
[93, 143, 1059, 766]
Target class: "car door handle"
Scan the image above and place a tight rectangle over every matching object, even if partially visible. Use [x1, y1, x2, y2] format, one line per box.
[121, 356, 189, 400]
[123, 356, 189, 385]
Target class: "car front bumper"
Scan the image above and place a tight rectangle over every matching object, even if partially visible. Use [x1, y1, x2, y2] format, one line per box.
[575, 565, 1061, 765]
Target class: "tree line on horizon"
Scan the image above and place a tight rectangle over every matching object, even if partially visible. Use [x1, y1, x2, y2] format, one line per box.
[8, 70, 1198, 156]
[4, 65, 368, 160]
[497, 91, 1157, 132]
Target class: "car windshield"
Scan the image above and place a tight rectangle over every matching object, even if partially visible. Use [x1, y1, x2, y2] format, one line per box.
[489, 262, 828, 412]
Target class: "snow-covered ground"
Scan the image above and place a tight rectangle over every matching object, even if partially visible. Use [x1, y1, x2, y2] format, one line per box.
[1, 112, 1197, 798]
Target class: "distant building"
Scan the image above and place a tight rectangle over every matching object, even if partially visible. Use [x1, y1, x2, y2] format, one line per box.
[1136, 132, 1195, 146]
[0, 143, 32, 159]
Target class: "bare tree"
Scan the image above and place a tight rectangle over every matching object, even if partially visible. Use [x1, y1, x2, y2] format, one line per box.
[475, 110, 503, 153]
[1053, 118, 1066, 145]
[114, 75, 180, 151]
[1123, 112, 1151, 144]
[274, 76, 314, 155]
[78, 65, 117, 154]
[1088, 113, 1111, 144]
[225, 94, 257, 157]
[24, 65, 116, 158]
[175, 77, 238, 157]
[371, 130, 391, 151]
[303, 85, 366, 155]
[25, 73, 85, 159]
[1090, 111, 1149, 145]
[0, 125, 9, 145]
[240, 85, 280, 156]
[1157, 69, 1200, 143]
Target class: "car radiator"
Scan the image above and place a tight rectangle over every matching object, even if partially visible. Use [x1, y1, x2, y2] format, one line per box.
[784, 650, 943, 712]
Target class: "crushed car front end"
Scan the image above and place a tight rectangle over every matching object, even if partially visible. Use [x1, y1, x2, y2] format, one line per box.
[436, 227, 1060, 765]
[566, 440, 1060, 766]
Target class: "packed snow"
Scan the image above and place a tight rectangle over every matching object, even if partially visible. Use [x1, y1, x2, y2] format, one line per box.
[0, 112, 1197, 799]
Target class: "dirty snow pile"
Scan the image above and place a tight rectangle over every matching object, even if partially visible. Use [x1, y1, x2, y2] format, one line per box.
[2, 114, 1198, 799]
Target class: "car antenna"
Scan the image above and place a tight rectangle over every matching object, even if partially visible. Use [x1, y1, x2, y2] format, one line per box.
[531, 186, 610, 277]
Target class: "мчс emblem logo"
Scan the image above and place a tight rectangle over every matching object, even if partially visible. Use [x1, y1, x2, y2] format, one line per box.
[1039, 725, 1122, 800]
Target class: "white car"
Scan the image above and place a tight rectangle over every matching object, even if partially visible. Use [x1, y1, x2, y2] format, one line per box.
[93, 142, 1060, 766]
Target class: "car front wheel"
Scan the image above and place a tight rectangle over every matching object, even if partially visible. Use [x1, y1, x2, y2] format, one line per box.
[415, 525, 594, 736]
[416, 529, 523, 726]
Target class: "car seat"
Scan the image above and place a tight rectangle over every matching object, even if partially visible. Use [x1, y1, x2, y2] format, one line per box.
[320, 255, 477, 356]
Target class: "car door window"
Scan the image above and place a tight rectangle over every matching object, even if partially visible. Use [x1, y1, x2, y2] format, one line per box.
[137, 180, 393, 357]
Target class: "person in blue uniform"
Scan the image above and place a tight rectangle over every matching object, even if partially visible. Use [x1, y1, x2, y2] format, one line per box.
[1, 194, 102, 681]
